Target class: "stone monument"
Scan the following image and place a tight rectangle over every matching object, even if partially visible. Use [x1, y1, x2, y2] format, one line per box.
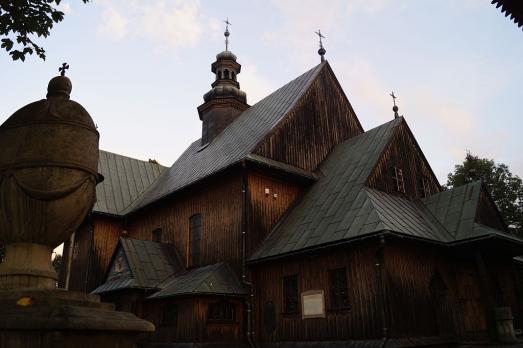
[0, 67, 154, 347]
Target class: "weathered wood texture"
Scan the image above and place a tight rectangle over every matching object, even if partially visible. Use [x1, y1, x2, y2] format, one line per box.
[127, 173, 243, 273]
[251, 238, 522, 344]
[66, 215, 123, 292]
[366, 121, 441, 200]
[247, 172, 303, 257]
[142, 297, 244, 344]
[476, 190, 506, 231]
[254, 65, 363, 172]
[251, 241, 383, 342]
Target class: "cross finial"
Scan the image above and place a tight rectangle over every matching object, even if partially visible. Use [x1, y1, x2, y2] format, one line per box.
[224, 18, 231, 51]
[59, 62, 69, 76]
[315, 30, 326, 62]
[390, 91, 400, 119]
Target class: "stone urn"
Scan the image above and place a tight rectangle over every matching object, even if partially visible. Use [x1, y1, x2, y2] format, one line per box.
[0, 72, 154, 347]
[0, 74, 101, 289]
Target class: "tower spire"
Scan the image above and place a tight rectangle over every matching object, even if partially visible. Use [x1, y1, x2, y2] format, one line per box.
[224, 18, 231, 51]
[315, 29, 326, 62]
[390, 91, 400, 119]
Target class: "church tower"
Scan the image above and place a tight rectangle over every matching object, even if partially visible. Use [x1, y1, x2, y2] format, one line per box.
[197, 19, 249, 145]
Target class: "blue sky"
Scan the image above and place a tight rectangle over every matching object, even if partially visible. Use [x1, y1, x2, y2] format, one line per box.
[1, 0, 522, 183]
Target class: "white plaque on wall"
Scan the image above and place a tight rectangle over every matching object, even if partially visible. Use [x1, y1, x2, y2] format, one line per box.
[301, 290, 325, 319]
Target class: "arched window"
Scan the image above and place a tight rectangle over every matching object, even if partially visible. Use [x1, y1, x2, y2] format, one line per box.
[231, 72, 235, 80]
[189, 214, 202, 267]
[224, 69, 230, 79]
[218, 70, 222, 79]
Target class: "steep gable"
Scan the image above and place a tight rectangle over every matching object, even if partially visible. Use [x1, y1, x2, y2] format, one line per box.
[366, 119, 441, 200]
[127, 63, 325, 213]
[253, 62, 363, 172]
[92, 238, 184, 294]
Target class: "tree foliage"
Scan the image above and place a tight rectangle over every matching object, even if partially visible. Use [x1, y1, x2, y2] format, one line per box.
[52, 253, 63, 279]
[446, 152, 523, 235]
[0, 0, 88, 61]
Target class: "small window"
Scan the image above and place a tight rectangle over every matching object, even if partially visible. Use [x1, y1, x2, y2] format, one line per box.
[218, 70, 222, 79]
[224, 69, 230, 79]
[152, 228, 162, 242]
[420, 176, 431, 197]
[283, 275, 299, 313]
[328, 268, 349, 309]
[231, 71, 235, 80]
[189, 214, 202, 267]
[301, 290, 326, 319]
[162, 303, 178, 327]
[208, 301, 235, 322]
[392, 166, 405, 193]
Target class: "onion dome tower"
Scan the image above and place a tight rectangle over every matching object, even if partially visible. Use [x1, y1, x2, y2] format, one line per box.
[197, 19, 249, 145]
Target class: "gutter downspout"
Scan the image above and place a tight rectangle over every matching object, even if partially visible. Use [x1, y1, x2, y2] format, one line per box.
[241, 160, 257, 348]
[375, 235, 389, 348]
[64, 231, 75, 290]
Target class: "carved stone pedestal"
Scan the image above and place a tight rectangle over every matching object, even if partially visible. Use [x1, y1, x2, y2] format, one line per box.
[0, 288, 154, 348]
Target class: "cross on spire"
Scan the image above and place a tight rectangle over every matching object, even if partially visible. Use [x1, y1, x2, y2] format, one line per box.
[390, 91, 400, 119]
[315, 30, 326, 62]
[59, 62, 69, 76]
[224, 18, 231, 51]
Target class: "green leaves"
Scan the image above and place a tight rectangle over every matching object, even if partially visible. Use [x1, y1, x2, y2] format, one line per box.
[0, 0, 89, 62]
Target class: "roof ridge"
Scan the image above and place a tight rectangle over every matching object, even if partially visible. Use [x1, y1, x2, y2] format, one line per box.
[99, 149, 167, 169]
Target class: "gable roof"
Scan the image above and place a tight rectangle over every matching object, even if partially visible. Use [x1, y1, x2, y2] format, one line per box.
[147, 262, 248, 300]
[92, 238, 184, 294]
[95, 150, 166, 216]
[125, 63, 326, 213]
[250, 118, 402, 261]
[250, 120, 523, 263]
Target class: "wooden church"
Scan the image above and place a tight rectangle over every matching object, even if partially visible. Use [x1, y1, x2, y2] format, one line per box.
[61, 26, 523, 347]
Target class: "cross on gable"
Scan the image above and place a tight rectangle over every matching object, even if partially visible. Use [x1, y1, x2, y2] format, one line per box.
[390, 91, 397, 106]
[59, 63, 70, 76]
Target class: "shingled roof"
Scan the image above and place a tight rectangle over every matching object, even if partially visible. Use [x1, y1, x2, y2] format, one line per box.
[147, 262, 248, 300]
[250, 119, 523, 262]
[92, 238, 184, 294]
[95, 150, 166, 215]
[124, 62, 326, 213]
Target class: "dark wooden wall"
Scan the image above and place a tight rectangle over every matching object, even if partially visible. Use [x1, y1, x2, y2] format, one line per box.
[476, 190, 507, 231]
[250, 237, 522, 344]
[142, 296, 244, 344]
[127, 173, 243, 273]
[366, 120, 441, 201]
[254, 64, 363, 172]
[251, 241, 383, 343]
[247, 172, 303, 257]
[65, 215, 123, 292]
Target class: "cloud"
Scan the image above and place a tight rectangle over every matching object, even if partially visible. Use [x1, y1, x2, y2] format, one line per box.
[96, 0, 207, 49]
[239, 64, 276, 105]
[98, 6, 128, 41]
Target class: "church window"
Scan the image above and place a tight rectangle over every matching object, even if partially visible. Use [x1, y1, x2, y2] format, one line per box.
[328, 268, 349, 309]
[224, 69, 230, 79]
[208, 301, 235, 322]
[218, 70, 222, 79]
[189, 214, 202, 267]
[162, 303, 178, 327]
[152, 228, 162, 242]
[392, 166, 405, 193]
[420, 176, 431, 197]
[231, 71, 235, 80]
[283, 275, 299, 313]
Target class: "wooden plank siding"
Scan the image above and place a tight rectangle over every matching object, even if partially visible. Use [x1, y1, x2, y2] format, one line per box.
[126, 172, 244, 274]
[65, 215, 123, 292]
[142, 296, 244, 344]
[366, 121, 441, 201]
[254, 64, 363, 172]
[251, 241, 383, 343]
[247, 172, 304, 257]
[476, 190, 507, 231]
